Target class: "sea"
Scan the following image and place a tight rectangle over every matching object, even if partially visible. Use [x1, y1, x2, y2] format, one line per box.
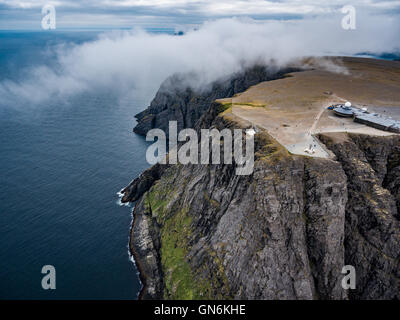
[0, 30, 157, 299]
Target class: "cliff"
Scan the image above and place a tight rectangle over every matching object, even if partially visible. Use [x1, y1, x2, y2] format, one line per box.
[319, 133, 400, 299]
[133, 65, 299, 136]
[122, 64, 400, 300]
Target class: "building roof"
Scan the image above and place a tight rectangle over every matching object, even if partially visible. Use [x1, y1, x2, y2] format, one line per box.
[334, 106, 354, 117]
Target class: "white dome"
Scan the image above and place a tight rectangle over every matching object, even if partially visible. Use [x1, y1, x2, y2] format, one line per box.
[345, 101, 352, 107]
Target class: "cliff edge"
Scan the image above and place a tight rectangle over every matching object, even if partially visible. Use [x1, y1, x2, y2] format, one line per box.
[123, 58, 400, 300]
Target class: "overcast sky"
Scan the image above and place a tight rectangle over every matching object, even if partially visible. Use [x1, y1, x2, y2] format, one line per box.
[1, 0, 400, 30]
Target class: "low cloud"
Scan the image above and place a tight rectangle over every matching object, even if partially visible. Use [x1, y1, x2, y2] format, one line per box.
[1, 13, 399, 106]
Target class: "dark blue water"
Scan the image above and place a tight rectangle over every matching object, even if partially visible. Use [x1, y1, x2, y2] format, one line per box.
[0, 32, 151, 299]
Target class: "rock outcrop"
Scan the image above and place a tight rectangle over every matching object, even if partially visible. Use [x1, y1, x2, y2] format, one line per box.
[133, 65, 298, 136]
[123, 66, 400, 300]
[319, 133, 400, 299]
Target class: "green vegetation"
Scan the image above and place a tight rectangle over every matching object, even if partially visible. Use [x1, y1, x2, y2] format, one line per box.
[234, 102, 266, 108]
[216, 101, 233, 114]
[255, 131, 290, 164]
[145, 169, 215, 299]
[160, 207, 199, 299]
[203, 192, 220, 210]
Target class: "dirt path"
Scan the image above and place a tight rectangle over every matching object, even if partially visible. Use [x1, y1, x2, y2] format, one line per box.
[309, 104, 328, 135]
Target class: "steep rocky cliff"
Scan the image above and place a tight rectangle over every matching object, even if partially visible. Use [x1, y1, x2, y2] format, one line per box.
[133, 65, 298, 136]
[122, 67, 400, 300]
[319, 133, 400, 299]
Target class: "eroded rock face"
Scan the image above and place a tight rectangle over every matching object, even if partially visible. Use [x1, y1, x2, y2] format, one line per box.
[130, 198, 163, 299]
[124, 109, 349, 300]
[127, 127, 400, 300]
[133, 65, 298, 136]
[124, 67, 400, 300]
[319, 133, 400, 300]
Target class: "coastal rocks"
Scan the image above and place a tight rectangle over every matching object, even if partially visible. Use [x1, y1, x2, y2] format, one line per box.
[124, 65, 400, 300]
[124, 104, 350, 299]
[130, 196, 164, 299]
[122, 163, 168, 203]
[128, 122, 400, 300]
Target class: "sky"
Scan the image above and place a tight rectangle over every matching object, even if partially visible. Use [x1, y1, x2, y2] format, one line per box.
[0, 0, 400, 30]
[0, 1, 399, 107]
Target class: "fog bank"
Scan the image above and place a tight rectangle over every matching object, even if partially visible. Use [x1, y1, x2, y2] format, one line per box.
[1, 14, 399, 106]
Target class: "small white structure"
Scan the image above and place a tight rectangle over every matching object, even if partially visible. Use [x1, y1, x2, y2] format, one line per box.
[304, 143, 316, 154]
[345, 101, 352, 107]
[247, 128, 256, 137]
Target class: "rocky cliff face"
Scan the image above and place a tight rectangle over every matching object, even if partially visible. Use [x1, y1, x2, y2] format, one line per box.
[133, 65, 298, 136]
[123, 67, 400, 300]
[319, 133, 400, 299]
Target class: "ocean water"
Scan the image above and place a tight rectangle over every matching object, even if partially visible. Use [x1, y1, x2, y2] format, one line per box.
[0, 31, 152, 299]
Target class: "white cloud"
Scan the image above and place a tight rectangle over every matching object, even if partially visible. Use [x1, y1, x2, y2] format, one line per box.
[0, 15, 399, 106]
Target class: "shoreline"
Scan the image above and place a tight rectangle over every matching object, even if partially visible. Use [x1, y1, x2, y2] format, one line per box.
[129, 204, 147, 300]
